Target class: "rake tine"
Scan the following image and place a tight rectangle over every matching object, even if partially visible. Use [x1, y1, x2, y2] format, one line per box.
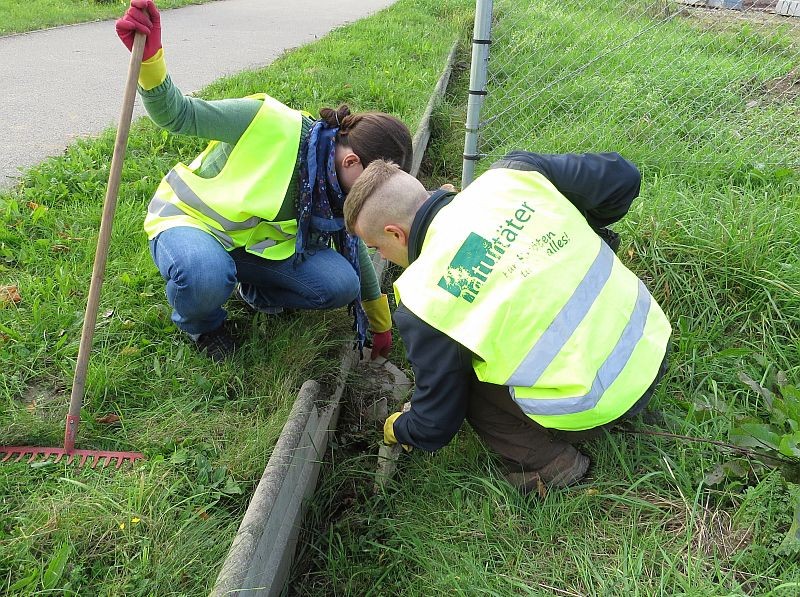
[0, 448, 143, 469]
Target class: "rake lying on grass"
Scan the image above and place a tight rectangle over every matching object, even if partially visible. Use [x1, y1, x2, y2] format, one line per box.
[0, 33, 147, 469]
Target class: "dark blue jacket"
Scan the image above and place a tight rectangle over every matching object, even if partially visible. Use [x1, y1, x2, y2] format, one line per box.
[392, 152, 642, 451]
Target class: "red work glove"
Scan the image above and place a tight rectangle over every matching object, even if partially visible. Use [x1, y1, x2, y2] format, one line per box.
[115, 0, 162, 61]
[370, 330, 392, 360]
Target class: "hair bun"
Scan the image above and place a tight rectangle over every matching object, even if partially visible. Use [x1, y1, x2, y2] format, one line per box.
[318, 106, 337, 127]
[336, 104, 352, 123]
[319, 104, 353, 129]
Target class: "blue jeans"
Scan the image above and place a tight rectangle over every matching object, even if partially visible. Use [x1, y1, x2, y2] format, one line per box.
[149, 226, 360, 335]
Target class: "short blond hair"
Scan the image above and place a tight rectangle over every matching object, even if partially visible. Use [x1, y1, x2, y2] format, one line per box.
[344, 159, 403, 233]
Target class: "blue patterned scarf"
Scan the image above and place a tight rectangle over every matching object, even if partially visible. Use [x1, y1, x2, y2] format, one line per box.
[296, 119, 368, 351]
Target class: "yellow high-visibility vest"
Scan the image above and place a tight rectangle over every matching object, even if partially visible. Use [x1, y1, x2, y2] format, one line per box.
[394, 168, 672, 430]
[144, 94, 303, 260]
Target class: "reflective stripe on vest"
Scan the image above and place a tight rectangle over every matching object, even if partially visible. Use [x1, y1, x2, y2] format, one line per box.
[510, 278, 651, 416]
[164, 169, 262, 230]
[394, 168, 671, 431]
[506, 242, 615, 388]
[144, 93, 302, 261]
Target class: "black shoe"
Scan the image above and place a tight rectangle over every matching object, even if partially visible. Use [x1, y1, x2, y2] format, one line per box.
[594, 227, 620, 254]
[195, 324, 236, 362]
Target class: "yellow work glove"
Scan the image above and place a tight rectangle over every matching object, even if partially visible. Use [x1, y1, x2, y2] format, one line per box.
[138, 48, 168, 90]
[383, 412, 402, 445]
[362, 294, 391, 333]
[383, 411, 412, 452]
[362, 294, 392, 360]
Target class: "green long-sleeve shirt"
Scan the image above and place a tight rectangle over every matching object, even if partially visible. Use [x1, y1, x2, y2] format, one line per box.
[139, 76, 381, 301]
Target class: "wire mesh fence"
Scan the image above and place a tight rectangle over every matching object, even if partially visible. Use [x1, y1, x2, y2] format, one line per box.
[463, 0, 800, 186]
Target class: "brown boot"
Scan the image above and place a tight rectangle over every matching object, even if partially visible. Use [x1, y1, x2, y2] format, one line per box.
[503, 445, 590, 494]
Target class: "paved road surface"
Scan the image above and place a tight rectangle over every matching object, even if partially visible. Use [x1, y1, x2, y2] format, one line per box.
[0, 0, 396, 188]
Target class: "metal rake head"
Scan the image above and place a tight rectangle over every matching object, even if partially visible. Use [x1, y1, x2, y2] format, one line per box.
[0, 446, 144, 468]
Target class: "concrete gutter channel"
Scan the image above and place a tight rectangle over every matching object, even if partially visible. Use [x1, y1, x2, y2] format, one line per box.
[210, 40, 460, 597]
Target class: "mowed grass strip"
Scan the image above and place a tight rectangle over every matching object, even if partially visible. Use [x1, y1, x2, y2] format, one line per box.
[0, 0, 207, 36]
[291, 3, 800, 596]
[0, 0, 473, 594]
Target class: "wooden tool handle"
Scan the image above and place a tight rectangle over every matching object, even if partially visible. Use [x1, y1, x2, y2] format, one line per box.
[65, 32, 146, 450]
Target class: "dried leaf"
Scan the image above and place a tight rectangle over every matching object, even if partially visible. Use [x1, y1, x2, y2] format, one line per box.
[57, 232, 84, 241]
[627, 247, 635, 260]
[535, 477, 547, 499]
[96, 413, 121, 424]
[120, 347, 140, 357]
[0, 285, 21, 304]
[103, 309, 114, 319]
[26, 201, 40, 210]
[51, 245, 70, 253]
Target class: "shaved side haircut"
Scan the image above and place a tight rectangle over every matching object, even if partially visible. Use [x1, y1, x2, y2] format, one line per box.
[345, 159, 430, 243]
[344, 160, 402, 233]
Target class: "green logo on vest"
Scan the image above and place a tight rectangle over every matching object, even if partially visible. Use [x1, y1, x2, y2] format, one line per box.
[437, 201, 536, 303]
[438, 232, 503, 303]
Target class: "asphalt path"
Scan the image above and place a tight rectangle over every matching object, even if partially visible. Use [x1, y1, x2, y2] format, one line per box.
[0, 0, 397, 188]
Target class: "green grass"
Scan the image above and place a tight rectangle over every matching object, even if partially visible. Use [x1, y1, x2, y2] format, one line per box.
[0, 0, 211, 36]
[290, 3, 800, 596]
[0, 0, 473, 594]
[3, 0, 800, 594]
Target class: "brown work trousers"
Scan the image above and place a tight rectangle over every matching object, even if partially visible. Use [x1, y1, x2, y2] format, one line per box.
[465, 357, 668, 472]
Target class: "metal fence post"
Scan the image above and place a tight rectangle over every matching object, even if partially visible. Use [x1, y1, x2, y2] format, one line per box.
[462, 0, 493, 189]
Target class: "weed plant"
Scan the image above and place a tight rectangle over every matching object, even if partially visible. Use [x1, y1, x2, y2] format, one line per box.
[0, 0, 472, 593]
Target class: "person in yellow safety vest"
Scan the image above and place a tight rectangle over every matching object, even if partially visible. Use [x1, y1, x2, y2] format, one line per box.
[115, 0, 411, 361]
[343, 154, 672, 492]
